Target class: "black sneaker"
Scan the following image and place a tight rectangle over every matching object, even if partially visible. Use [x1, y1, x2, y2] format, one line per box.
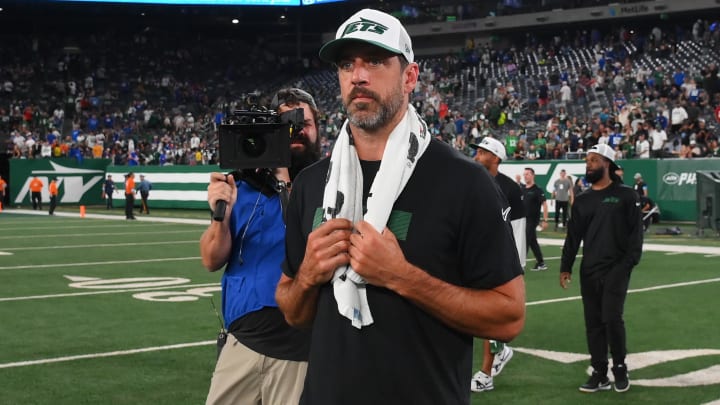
[612, 364, 630, 392]
[530, 262, 548, 271]
[579, 371, 611, 393]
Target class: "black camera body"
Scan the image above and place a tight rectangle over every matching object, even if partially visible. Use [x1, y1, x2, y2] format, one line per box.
[218, 107, 304, 169]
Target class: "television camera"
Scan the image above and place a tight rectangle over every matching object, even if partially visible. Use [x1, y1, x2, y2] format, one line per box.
[213, 104, 305, 221]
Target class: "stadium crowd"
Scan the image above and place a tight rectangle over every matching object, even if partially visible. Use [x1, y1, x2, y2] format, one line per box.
[2, 11, 720, 166]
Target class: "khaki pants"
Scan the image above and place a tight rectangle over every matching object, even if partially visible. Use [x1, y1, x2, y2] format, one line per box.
[205, 334, 307, 405]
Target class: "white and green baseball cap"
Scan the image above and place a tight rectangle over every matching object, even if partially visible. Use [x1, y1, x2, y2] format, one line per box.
[319, 8, 414, 64]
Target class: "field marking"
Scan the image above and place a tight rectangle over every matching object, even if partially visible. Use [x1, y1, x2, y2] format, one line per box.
[1, 276, 718, 368]
[0, 217, 717, 373]
[2, 209, 209, 225]
[526, 277, 720, 306]
[1, 240, 198, 251]
[0, 256, 201, 270]
[539, 238, 720, 256]
[1, 223, 184, 231]
[0, 341, 215, 369]
[0, 230, 201, 240]
[2, 275, 718, 370]
[514, 348, 720, 387]
[0, 282, 219, 302]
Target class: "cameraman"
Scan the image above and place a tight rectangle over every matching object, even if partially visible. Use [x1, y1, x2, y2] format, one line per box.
[200, 88, 320, 405]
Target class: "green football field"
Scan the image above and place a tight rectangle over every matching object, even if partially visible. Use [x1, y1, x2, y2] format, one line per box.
[1, 208, 719, 405]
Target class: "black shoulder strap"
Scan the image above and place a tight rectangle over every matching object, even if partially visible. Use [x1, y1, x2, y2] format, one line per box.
[233, 169, 289, 224]
[279, 185, 289, 224]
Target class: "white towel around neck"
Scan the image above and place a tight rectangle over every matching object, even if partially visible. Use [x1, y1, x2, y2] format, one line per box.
[323, 104, 431, 328]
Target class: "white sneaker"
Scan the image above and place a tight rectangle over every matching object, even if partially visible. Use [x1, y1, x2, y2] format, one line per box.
[470, 370, 494, 392]
[491, 345, 514, 376]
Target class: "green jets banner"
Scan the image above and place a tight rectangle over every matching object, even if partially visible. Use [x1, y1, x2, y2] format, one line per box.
[10, 159, 110, 207]
[9, 159, 720, 220]
[106, 166, 216, 209]
[500, 158, 720, 221]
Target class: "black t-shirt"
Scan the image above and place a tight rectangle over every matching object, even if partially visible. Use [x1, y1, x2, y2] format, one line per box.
[228, 307, 310, 361]
[522, 183, 546, 224]
[561, 182, 643, 276]
[496, 172, 526, 221]
[633, 181, 647, 196]
[283, 140, 523, 405]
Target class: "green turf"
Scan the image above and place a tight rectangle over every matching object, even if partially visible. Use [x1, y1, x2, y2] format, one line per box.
[1, 212, 719, 404]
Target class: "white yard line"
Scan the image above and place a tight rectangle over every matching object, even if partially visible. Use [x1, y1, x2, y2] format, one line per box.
[0, 230, 201, 240]
[1, 240, 198, 251]
[0, 257, 201, 270]
[0, 341, 216, 369]
[527, 277, 720, 306]
[539, 237, 720, 255]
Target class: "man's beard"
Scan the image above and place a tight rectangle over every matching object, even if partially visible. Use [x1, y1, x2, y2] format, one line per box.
[345, 85, 405, 132]
[289, 139, 320, 180]
[585, 166, 604, 184]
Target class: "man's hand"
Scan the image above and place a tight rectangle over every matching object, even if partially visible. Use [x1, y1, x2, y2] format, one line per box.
[207, 172, 237, 222]
[296, 218, 353, 289]
[560, 272, 572, 289]
[348, 220, 409, 290]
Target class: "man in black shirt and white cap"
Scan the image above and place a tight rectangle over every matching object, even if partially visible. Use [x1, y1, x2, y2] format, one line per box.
[560, 143, 643, 394]
[470, 136, 526, 392]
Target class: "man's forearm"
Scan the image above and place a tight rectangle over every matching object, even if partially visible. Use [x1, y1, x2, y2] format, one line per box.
[390, 264, 525, 341]
[275, 274, 320, 329]
[199, 221, 232, 271]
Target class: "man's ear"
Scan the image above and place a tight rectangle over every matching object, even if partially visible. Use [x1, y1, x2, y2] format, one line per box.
[404, 63, 419, 95]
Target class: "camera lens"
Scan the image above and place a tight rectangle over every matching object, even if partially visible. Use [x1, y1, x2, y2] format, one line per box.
[241, 135, 266, 158]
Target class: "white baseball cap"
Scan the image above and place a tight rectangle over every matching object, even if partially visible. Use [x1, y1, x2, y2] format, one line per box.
[470, 137, 507, 161]
[588, 143, 615, 162]
[319, 9, 414, 64]
[588, 143, 621, 171]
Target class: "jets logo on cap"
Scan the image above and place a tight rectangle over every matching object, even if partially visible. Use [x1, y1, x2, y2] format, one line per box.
[342, 18, 389, 37]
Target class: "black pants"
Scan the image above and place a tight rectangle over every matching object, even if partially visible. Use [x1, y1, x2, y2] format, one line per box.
[125, 193, 135, 219]
[32, 192, 42, 210]
[555, 201, 569, 227]
[49, 195, 57, 215]
[580, 268, 632, 374]
[139, 191, 149, 214]
[526, 220, 544, 264]
[106, 192, 113, 209]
